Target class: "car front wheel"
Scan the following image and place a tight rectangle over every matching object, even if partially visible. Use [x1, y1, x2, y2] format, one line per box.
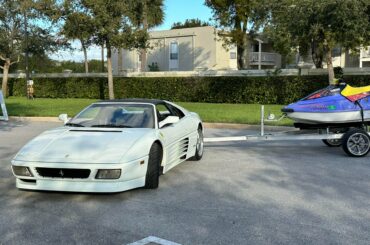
[190, 127, 204, 161]
[144, 143, 162, 189]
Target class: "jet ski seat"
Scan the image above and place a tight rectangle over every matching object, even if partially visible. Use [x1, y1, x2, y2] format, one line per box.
[341, 84, 370, 102]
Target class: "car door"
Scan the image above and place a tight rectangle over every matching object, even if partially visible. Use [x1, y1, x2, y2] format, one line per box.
[157, 103, 190, 170]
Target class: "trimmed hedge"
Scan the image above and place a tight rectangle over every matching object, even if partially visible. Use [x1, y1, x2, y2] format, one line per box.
[8, 75, 370, 104]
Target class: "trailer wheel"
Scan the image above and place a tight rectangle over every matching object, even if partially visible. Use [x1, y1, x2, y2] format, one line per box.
[342, 129, 370, 157]
[322, 139, 342, 147]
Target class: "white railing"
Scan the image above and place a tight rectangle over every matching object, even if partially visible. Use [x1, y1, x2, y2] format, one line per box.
[361, 47, 370, 59]
[250, 52, 279, 64]
[2, 68, 370, 78]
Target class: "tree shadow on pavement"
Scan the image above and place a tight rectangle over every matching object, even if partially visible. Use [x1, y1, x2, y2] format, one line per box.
[0, 120, 29, 132]
[1, 137, 370, 244]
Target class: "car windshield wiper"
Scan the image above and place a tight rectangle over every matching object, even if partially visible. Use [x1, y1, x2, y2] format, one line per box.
[91, 124, 132, 128]
[65, 122, 85, 127]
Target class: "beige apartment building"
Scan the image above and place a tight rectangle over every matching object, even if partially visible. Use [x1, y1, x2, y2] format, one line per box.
[112, 26, 368, 73]
[297, 47, 370, 69]
[112, 26, 238, 73]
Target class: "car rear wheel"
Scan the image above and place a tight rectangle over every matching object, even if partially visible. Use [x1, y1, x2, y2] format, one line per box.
[144, 143, 162, 189]
[190, 127, 204, 161]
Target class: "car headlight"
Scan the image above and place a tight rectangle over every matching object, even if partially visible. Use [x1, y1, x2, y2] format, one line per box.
[95, 169, 121, 179]
[12, 166, 33, 177]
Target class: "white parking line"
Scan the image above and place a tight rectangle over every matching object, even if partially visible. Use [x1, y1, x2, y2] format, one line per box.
[127, 236, 181, 245]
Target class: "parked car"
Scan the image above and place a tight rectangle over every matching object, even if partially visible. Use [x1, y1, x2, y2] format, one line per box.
[11, 99, 204, 192]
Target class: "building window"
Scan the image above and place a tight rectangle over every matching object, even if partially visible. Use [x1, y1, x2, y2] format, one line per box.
[170, 42, 178, 60]
[230, 52, 237, 59]
[332, 47, 342, 57]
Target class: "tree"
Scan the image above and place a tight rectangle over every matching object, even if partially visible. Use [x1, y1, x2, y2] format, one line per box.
[366, 4, 370, 44]
[62, 12, 94, 73]
[171, 18, 210, 29]
[41, 0, 93, 73]
[267, 0, 370, 83]
[80, 0, 149, 99]
[205, 0, 268, 70]
[0, 0, 24, 96]
[131, 0, 164, 71]
[0, 0, 62, 97]
[263, 13, 293, 69]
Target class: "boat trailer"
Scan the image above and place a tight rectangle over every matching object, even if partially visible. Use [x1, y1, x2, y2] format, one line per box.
[204, 105, 370, 157]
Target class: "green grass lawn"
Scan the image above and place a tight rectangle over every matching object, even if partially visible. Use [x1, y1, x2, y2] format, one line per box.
[3, 97, 292, 126]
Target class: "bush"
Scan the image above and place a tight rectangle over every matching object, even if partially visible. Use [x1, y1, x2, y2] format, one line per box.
[334, 66, 344, 78]
[7, 75, 370, 104]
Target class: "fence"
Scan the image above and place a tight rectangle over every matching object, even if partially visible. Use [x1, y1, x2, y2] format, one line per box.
[1, 67, 370, 79]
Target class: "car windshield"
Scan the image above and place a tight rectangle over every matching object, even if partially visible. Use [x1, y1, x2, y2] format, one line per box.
[67, 103, 155, 128]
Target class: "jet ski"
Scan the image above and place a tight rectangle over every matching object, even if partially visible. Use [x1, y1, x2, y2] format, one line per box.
[282, 82, 370, 128]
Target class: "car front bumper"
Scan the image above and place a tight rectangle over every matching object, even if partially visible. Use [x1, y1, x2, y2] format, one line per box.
[11, 157, 148, 193]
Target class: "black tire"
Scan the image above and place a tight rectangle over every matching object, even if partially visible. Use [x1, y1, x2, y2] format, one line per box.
[342, 128, 370, 157]
[322, 139, 342, 147]
[144, 143, 162, 189]
[189, 127, 204, 161]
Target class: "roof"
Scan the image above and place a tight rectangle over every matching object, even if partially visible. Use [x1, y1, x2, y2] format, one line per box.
[149, 26, 215, 39]
[97, 98, 166, 105]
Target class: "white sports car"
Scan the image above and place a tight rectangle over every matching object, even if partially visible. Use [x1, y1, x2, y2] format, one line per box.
[11, 99, 204, 192]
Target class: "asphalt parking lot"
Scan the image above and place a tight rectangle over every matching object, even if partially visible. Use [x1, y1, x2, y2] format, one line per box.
[1, 121, 370, 245]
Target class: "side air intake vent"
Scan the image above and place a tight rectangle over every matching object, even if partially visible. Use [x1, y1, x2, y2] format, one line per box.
[179, 138, 189, 160]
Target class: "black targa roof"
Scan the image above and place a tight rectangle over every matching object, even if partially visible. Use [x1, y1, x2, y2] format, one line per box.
[97, 98, 166, 105]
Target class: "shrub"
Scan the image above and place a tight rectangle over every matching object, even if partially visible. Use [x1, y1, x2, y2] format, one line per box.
[8, 75, 370, 104]
[334, 66, 344, 78]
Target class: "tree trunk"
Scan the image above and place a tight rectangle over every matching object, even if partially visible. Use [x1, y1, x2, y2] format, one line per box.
[311, 41, 323, 68]
[237, 45, 244, 70]
[140, 50, 147, 72]
[81, 41, 89, 74]
[99, 43, 105, 99]
[140, 2, 148, 72]
[237, 33, 249, 70]
[1, 59, 10, 98]
[281, 55, 287, 69]
[243, 33, 249, 69]
[101, 43, 105, 72]
[118, 49, 123, 74]
[325, 46, 335, 84]
[106, 43, 115, 99]
[312, 55, 324, 69]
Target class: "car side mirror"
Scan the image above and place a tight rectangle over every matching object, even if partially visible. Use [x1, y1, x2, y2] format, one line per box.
[159, 116, 179, 128]
[58, 113, 69, 124]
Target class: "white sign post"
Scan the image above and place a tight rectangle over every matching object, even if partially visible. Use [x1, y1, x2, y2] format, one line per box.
[0, 90, 9, 121]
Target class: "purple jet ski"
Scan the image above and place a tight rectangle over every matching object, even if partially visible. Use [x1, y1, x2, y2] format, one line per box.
[282, 83, 370, 129]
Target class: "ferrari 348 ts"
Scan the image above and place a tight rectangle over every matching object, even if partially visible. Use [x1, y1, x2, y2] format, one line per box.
[11, 99, 204, 192]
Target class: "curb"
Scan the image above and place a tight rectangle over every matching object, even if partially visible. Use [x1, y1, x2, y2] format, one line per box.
[7, 116, 294, 131]
[9, 116, 61, 122]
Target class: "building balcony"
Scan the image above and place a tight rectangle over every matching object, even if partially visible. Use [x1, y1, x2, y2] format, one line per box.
[249, 52, 280, 66]
[361, 47, 370, 60]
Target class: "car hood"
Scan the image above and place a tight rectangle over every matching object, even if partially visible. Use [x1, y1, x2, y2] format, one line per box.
[14, 127, 153, 164]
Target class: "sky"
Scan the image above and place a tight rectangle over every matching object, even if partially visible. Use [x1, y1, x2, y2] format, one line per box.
[156, 0, 213, 30]
[50, 0, 213, 61]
